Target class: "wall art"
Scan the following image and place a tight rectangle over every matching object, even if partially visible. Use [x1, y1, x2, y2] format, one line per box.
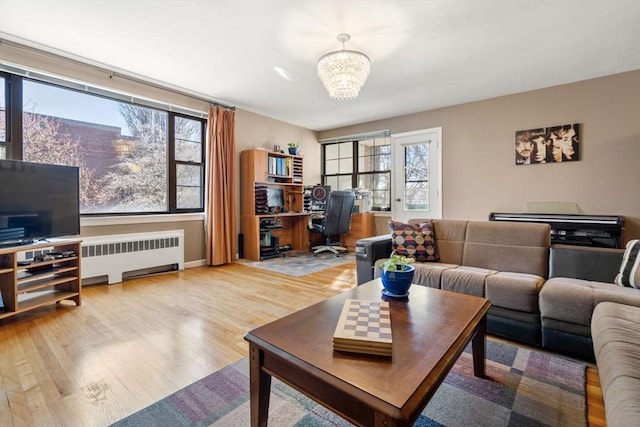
[515, 123, 580, 165]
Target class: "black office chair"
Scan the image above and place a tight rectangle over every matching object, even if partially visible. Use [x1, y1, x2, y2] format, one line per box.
[311, 191, 355, 256]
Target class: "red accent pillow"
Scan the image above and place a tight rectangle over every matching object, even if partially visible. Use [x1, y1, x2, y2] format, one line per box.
[389, 220, 439, 262]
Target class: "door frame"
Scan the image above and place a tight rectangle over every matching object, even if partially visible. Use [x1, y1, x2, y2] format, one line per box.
[391, 127, 443, 222]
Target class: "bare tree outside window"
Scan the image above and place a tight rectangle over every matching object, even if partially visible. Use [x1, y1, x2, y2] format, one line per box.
[22, 107, 106, 210]
[99, 104, 168, 212]
[404, 143, 429, 210]
[175, 116, 203, 209]
[19, 79, 205, 214]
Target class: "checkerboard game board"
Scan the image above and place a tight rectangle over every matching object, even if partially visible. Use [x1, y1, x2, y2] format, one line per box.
[333, 299, 393, 356]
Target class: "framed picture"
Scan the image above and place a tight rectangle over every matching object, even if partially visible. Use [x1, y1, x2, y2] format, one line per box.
[515, 123, 580, 165]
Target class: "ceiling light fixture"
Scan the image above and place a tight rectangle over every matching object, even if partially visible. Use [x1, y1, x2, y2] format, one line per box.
[317, 33, 370, 100]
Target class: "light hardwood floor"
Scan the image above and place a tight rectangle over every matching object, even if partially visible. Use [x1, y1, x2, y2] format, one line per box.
[0, 261, 605, 426]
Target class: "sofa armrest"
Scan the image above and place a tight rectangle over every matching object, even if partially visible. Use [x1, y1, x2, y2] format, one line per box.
[549, 244, 623, 283]
[355, 235, 392, 285]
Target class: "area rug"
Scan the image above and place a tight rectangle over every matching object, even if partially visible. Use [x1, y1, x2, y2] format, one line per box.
[111, 339, 587, 427]
[238, 250, 355, 276]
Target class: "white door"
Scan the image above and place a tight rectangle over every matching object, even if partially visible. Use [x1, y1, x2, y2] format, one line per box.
[392, 127, 442, 223]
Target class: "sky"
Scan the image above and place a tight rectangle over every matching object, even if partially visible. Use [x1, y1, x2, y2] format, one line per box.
[23, 80, 132, 136]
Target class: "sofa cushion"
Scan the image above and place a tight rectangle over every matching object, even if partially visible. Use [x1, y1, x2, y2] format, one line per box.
[389, 220, 439, 262]
[441, 266, 497, 297]
[540, 277, 640, 327]
[462, 221, 550, 278]
[614, 239, 640, 288]
[486, 272, 545, 313]
[592, 302, 640, 427]
[411, 262, 458, 289]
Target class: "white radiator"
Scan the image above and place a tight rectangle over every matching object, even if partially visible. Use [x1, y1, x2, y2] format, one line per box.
[81, 230, 184, 284]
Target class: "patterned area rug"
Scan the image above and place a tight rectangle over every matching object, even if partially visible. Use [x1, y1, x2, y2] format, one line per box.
[238, 250, 355, 276]
[111, 339, 587, 427]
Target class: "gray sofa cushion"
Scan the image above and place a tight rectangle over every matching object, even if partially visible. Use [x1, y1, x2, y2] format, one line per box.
[441, 266, 497, 297]
[486, 272, 545, 313]
[462, 221, 550, 278]
[412, 262, 458, 289]
[540, 277, 640, 327]
[592, 302, 640, 427]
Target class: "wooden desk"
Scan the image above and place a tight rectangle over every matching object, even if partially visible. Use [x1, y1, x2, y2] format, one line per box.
[244, 279, 491, 426]
[341, 212, 375, 252]
[242, 213, 309, 261]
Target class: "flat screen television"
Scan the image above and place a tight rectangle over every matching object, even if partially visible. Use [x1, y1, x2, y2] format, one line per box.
[0, 159, 80, 247]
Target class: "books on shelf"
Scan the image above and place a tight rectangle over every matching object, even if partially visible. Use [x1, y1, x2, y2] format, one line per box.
[333, 299, 393, 357]
[268, 155, 291, 176]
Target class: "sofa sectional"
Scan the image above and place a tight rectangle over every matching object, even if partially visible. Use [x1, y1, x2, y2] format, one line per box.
[355, 218, 640, 362]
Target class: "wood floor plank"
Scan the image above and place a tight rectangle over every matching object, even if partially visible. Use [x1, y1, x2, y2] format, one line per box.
[0, 260, 605, 426]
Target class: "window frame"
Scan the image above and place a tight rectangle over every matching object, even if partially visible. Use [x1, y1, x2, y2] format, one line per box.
[320, 132, 392, 211]
[1, 72, 206, 216]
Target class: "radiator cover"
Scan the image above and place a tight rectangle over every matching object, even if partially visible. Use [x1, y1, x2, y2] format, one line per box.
[81, 230, 184, 284]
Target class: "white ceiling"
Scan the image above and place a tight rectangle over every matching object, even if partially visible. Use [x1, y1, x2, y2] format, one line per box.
[1, 0, 639, 131]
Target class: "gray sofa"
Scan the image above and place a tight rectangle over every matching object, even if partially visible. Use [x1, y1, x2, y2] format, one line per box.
[356, 220, 640, 361]
[357, 219, 551, 347]
[591, 302, 640, 427]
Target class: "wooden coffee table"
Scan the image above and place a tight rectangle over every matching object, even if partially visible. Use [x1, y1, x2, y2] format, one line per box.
[244, 279, 491, 426]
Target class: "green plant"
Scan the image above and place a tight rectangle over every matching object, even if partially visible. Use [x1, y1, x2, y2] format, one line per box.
[377, 251, 415, 272]
[288, 142, 299, 148]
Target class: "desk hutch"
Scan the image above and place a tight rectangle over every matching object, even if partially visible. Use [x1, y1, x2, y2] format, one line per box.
[241, 149, 309, 261]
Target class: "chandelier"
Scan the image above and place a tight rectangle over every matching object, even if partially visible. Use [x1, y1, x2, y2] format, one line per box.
[317, 34, 370, 100]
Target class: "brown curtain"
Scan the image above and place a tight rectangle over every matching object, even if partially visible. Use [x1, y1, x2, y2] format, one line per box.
[206, 105, 236, 265]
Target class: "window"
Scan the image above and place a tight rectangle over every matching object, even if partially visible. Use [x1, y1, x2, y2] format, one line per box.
[321, 132, 391, 210]
[174, 115, 204, 209]
[0, 75, 6, 157]
[3, 73, 206, 215]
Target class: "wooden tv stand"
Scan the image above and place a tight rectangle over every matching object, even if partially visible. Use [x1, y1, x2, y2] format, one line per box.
[0, 239, 82, 320]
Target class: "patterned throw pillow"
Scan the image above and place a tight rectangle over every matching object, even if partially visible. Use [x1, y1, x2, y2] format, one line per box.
[389, 220, 439, 262]
[615, 239, 640, 289]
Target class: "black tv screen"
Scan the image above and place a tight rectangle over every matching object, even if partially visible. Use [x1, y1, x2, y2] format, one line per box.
[0, 159, 80, 247]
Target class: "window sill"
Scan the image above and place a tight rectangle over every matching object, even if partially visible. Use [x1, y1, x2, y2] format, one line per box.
[81, 213, 205, 227]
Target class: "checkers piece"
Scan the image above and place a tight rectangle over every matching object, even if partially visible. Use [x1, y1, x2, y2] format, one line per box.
[333, 299, 393, 357]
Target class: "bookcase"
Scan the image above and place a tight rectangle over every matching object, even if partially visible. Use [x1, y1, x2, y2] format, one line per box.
[240, 149, 309, 261]
[0, 239, 82, 320]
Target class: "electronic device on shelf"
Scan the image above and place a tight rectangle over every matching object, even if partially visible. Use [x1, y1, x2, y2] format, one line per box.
[266, 187, 285, 213]
[489, 212, 624, 248]
[0, 159, 80, 248]
[308, 185, 330, 212]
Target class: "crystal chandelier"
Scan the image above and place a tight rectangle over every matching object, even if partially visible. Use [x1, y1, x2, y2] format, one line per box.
[317, 34, 370, 100]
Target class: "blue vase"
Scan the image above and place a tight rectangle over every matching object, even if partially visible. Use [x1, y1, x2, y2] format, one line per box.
[288, 147, 298, 155]
[380, 264, 415, 297]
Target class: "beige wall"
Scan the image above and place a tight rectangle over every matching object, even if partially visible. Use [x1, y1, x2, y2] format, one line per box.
[319, 71, 640, 243]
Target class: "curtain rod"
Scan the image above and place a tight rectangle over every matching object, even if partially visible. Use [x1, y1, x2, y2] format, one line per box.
[0, 37, 236, 111]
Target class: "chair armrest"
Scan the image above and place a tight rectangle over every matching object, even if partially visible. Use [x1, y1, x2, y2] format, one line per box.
[355, 235, 392, 285]
[549, 244, 624, 283]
